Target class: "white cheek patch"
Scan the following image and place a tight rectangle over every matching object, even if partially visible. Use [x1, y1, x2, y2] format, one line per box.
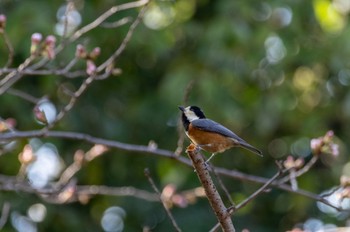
[184, 109, 199, 122]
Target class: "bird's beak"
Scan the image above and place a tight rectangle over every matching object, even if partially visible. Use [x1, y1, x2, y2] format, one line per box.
[178, 106, 185, 111]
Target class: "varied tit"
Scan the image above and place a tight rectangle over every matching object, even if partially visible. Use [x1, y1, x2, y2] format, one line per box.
[179, 106, 262, 163]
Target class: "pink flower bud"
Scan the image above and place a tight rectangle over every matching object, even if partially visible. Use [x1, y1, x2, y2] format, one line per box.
[0, 14, 6, 32]
[41, 35, 56, 59]
[330, 143, 339, 157]
[18, 144, 35, 165]
[75, 44, 87, 58]
[30, 33, 43, 55]
[86, 60, 96, 75]
[310, 138, 322, 153]
[324, 130, 334, 143]
[310, 130, 340, 157]
[45, 35, 56, 46]
[283, 156, 304, 170]
[31, 33, 43, 44]
[33, 106, 48, 124]
[0, 118, 16, 132]
[340, 175, 350, 187]
[89, 47, 101, 59]
[0, 14, 6, 23]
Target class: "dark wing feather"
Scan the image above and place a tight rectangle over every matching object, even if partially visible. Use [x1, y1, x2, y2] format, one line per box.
[191, 119, 240, 140]
[191, 119, 262, 156]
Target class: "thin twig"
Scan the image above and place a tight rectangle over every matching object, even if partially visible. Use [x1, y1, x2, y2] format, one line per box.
[69, 0, 149, 43]
[47, 73, 96, 129]
[62, 2, 75, 39]
[0, 202, 10, 230]
[0, 173, 159, 202]
[6, 88, 40, 104]
[210, 171, 283, 232]
[144, 168, 182, 232]
[1, 32, 14, 68]
[0, 0, 148, 97]
[46, 3, 148, 129]
[210, 163, 235, 206]
[0, 55, 36, 95]
[76, 185, 159, 202]
[97, 2, 149, 72]
[101, 17, 133, 28]
[234, 171, 282, 211]
[0, 68, 86, 78]
[175, 80, 195, 156]
[278, 155, 319, 184]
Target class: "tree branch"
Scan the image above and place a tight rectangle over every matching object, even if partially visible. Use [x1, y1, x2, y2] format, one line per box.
[0, 202, 10, 230]
[0, 129, 342, 211]
[186, 144, 235, 232]
[144, 168, 182, 232]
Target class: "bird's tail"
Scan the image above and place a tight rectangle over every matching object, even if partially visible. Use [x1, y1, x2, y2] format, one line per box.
[239, 141, 263, 157]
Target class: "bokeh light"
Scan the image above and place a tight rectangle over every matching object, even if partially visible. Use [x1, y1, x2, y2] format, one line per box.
[11, 212, 37, 232]
[27, 204, 47, 223]
[317, 188, 350, 216]
[101, 206, 126, 232]
[143, 3, 175, 30]
[271, 7, 293, 28]
[333, 0, 350, 14]
[264, 35, 286, 64]
[313, 0, 346, 33]
[252, 3, 272, 21]
[26, 142, 64, 188]
[291, 137, 311, 157]
[268, 138, 288, 158]
[55, 4, 82, 36]
[338, 69, 350, 86]
[303, 218, 337, 231]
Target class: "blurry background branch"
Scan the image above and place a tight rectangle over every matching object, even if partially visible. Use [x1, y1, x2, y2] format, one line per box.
[1, 0, 350, 231]
[0, 129, 343, 211]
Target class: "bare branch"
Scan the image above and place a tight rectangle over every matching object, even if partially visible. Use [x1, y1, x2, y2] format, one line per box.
[6, 88, 40, 104]
[69, 0, 149, 43]
[175, 80, 195, 156]
[234, 171, 282, 212]
[186, 144, 235, 232]
[0, 173, 159, 202]
[61, 2, 75, 39]
[0, 55, 36, 95]
[278, 155, 319, 184]
[97, 2, 149, 72]
[210, 164, 235, 206]
[0, 202, 10, 230]
[144, 168, 182, 232]
[210, 171, 283, 232]
[0, 130, 343, 210]
[0, 68, 86, 78]
[101, 17, 133, 28]
[76, 185, 159, 202]
[0, 0, 148, 97]
[47, 73, 96, 129]
[1, 32, 14, 68]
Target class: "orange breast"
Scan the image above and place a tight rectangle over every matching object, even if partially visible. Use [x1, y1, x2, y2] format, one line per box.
[187, 124, 237, 153]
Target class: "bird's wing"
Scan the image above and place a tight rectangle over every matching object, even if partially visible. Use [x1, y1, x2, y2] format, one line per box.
[191, 119, 262, 156]
[191, 119, 242, 141]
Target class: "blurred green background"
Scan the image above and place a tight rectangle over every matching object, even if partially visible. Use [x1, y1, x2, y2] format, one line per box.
[1, 0, 350, 231]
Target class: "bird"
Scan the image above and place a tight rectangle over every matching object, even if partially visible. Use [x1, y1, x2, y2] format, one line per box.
[179, 105, 262, 163]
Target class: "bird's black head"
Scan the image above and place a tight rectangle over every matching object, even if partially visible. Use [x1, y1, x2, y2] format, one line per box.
[188, 106, 206, 119]
[178, 106, 206, 131]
